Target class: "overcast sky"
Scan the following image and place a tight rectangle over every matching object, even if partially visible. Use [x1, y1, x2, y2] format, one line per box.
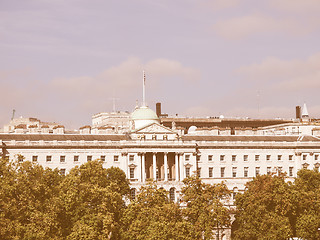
[1, 0, 320, 129]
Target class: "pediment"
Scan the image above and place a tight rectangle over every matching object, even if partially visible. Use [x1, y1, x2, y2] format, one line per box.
[133, 123, 176, 134]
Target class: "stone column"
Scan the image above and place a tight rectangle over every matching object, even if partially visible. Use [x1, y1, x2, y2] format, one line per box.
[141, 153, 146, 182]
[164, 152, 168, 181]
[180, 153, 184, 180]
[175, 152, 179, 181]
[153, 152, 157, 180]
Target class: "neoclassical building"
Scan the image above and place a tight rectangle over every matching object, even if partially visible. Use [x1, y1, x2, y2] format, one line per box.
[1, 101, 320, 239]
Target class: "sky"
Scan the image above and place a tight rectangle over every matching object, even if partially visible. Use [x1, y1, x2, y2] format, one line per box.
[1, 0, 320, 129]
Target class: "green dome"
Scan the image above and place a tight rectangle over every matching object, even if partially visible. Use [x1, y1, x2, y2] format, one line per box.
[131, 106, 159, 121]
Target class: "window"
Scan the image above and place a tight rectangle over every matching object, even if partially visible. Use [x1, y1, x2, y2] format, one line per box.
[289, 167, 294, 177]
[232, 167, 237, 178]
[196, 155, 201, 161]
[60, 156, 65, 163]
[243, 155, 248, 161]
[267, 167, 271, 174]
[87, 155, 92, 162]
[209, 167, 213, 178]
[74, 155, 79, 162]
[114, 155, 119, 162]
[156, 167, 159, 180]
[197, 167, 201, 177]
[278, 167, 283, 173]
[46, 155, 52, 162]
[244, 167, 248, 177]
[163, 135, 168, 140]
[60, 168, 66, 175]
[315, 154, 319, 161]
[130, 188, 136, 200]
[232, 155, 237, 162]
[208, 155, 213, 161]
[32, 156, 38, 162]
[255, 155, 260, 161]
[220, 167, 225, 178]
[185, 167, 190, 177]
[129, 155, 134, 161]
[152, 135, 157, 140]
[266, 155, 271, 161]
[278, 155, 282, 161]
[169, 188, 175, 202]
[220, 155, 225, 161]
[303, 155, 307, 161]
[289, 155, 293, 161]
[130, 168, 135, 179]
[100, 155, 105, 162]
[185, 155, 190, 161]
[255, 167, 260, 176]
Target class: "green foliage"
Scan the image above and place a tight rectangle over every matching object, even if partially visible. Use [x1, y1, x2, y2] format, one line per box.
[181, 176, 231, 240]
[121, 181, 195, 240]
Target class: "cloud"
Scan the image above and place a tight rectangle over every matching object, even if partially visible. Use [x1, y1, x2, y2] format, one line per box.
[198, 0, 241, 11]
[50, 57, 200, 113]
[213, 13, 315, 40]
[235, 52, 320, 92]
[270, 0, 320, 14]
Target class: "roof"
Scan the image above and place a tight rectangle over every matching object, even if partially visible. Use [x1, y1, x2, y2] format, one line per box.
[0, 134, 127, 141]
[131, 106, 159, 121]
[181, 135, 320, 142]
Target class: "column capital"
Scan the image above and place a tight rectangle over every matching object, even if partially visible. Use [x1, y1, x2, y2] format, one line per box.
[121, 152, 128, 156]
[138, 152, 146, 156]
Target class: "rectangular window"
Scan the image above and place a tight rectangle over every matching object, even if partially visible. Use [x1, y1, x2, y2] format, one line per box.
[114, 155, 119, 162]
[255, 167, 260, 176]
[220, 155, 225, 161]
[232, 167, 237, 178]
[232, 155, 237, 162]
[74, 155, 79, 162]
[185, 167, 190, 178]
[208, 155, 213, 161]
[46, 155, 52, 162]
[255, 155, 260, 161]
[267, 167, 271, 174]
[278, 155, 282, 161]
[220, 167, 225, 178]
[289, 167, 294, 177]
[244, 167, 248, 177]
[130, 168, 134, 179]
[289, 155, 293, 161]
[100, 155, 105, 162]
[243, 155, 248, 161]
[60, 155, 65, 163]
[87, 155, 92, 162]
[303, 155, 307, 161]
[209, 167, 213, 178]
[32, 156, 38, 162]
[129, 155, 134, 161]
[152, 135, 157, 140]
[197, 167, 201, 177]
[185, 155, 190, 161]
[315, 154, 319, 161]
[266, 155, 271, 161]
[60, 168, 66, 175]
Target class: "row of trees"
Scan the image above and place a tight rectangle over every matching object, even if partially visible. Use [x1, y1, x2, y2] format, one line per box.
[233, 170, 320, 240]
[1, 156, 320, 239]
[0, 158, 231, 240]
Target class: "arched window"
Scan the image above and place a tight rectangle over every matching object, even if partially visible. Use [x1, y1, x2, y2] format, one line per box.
[130, 188, 136, 200]
[169, 187, 175, 202]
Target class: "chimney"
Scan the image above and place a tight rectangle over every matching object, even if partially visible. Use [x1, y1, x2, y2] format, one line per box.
[156, 102, 161, 117]
[296, 106, 301, 119]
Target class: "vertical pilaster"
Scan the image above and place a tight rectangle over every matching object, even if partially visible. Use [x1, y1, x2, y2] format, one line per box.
[175, 152, 179, 181]
[141, 153, 146, 182]
[164, 152, 168, 181]
[153, 152, 157, 180]
[180, 153, 184, 180]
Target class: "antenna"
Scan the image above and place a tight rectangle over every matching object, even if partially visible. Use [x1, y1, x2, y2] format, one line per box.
[11, 109, 15, 120]
[142, 70, 146, 107]
[109, 98, 119, 112]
